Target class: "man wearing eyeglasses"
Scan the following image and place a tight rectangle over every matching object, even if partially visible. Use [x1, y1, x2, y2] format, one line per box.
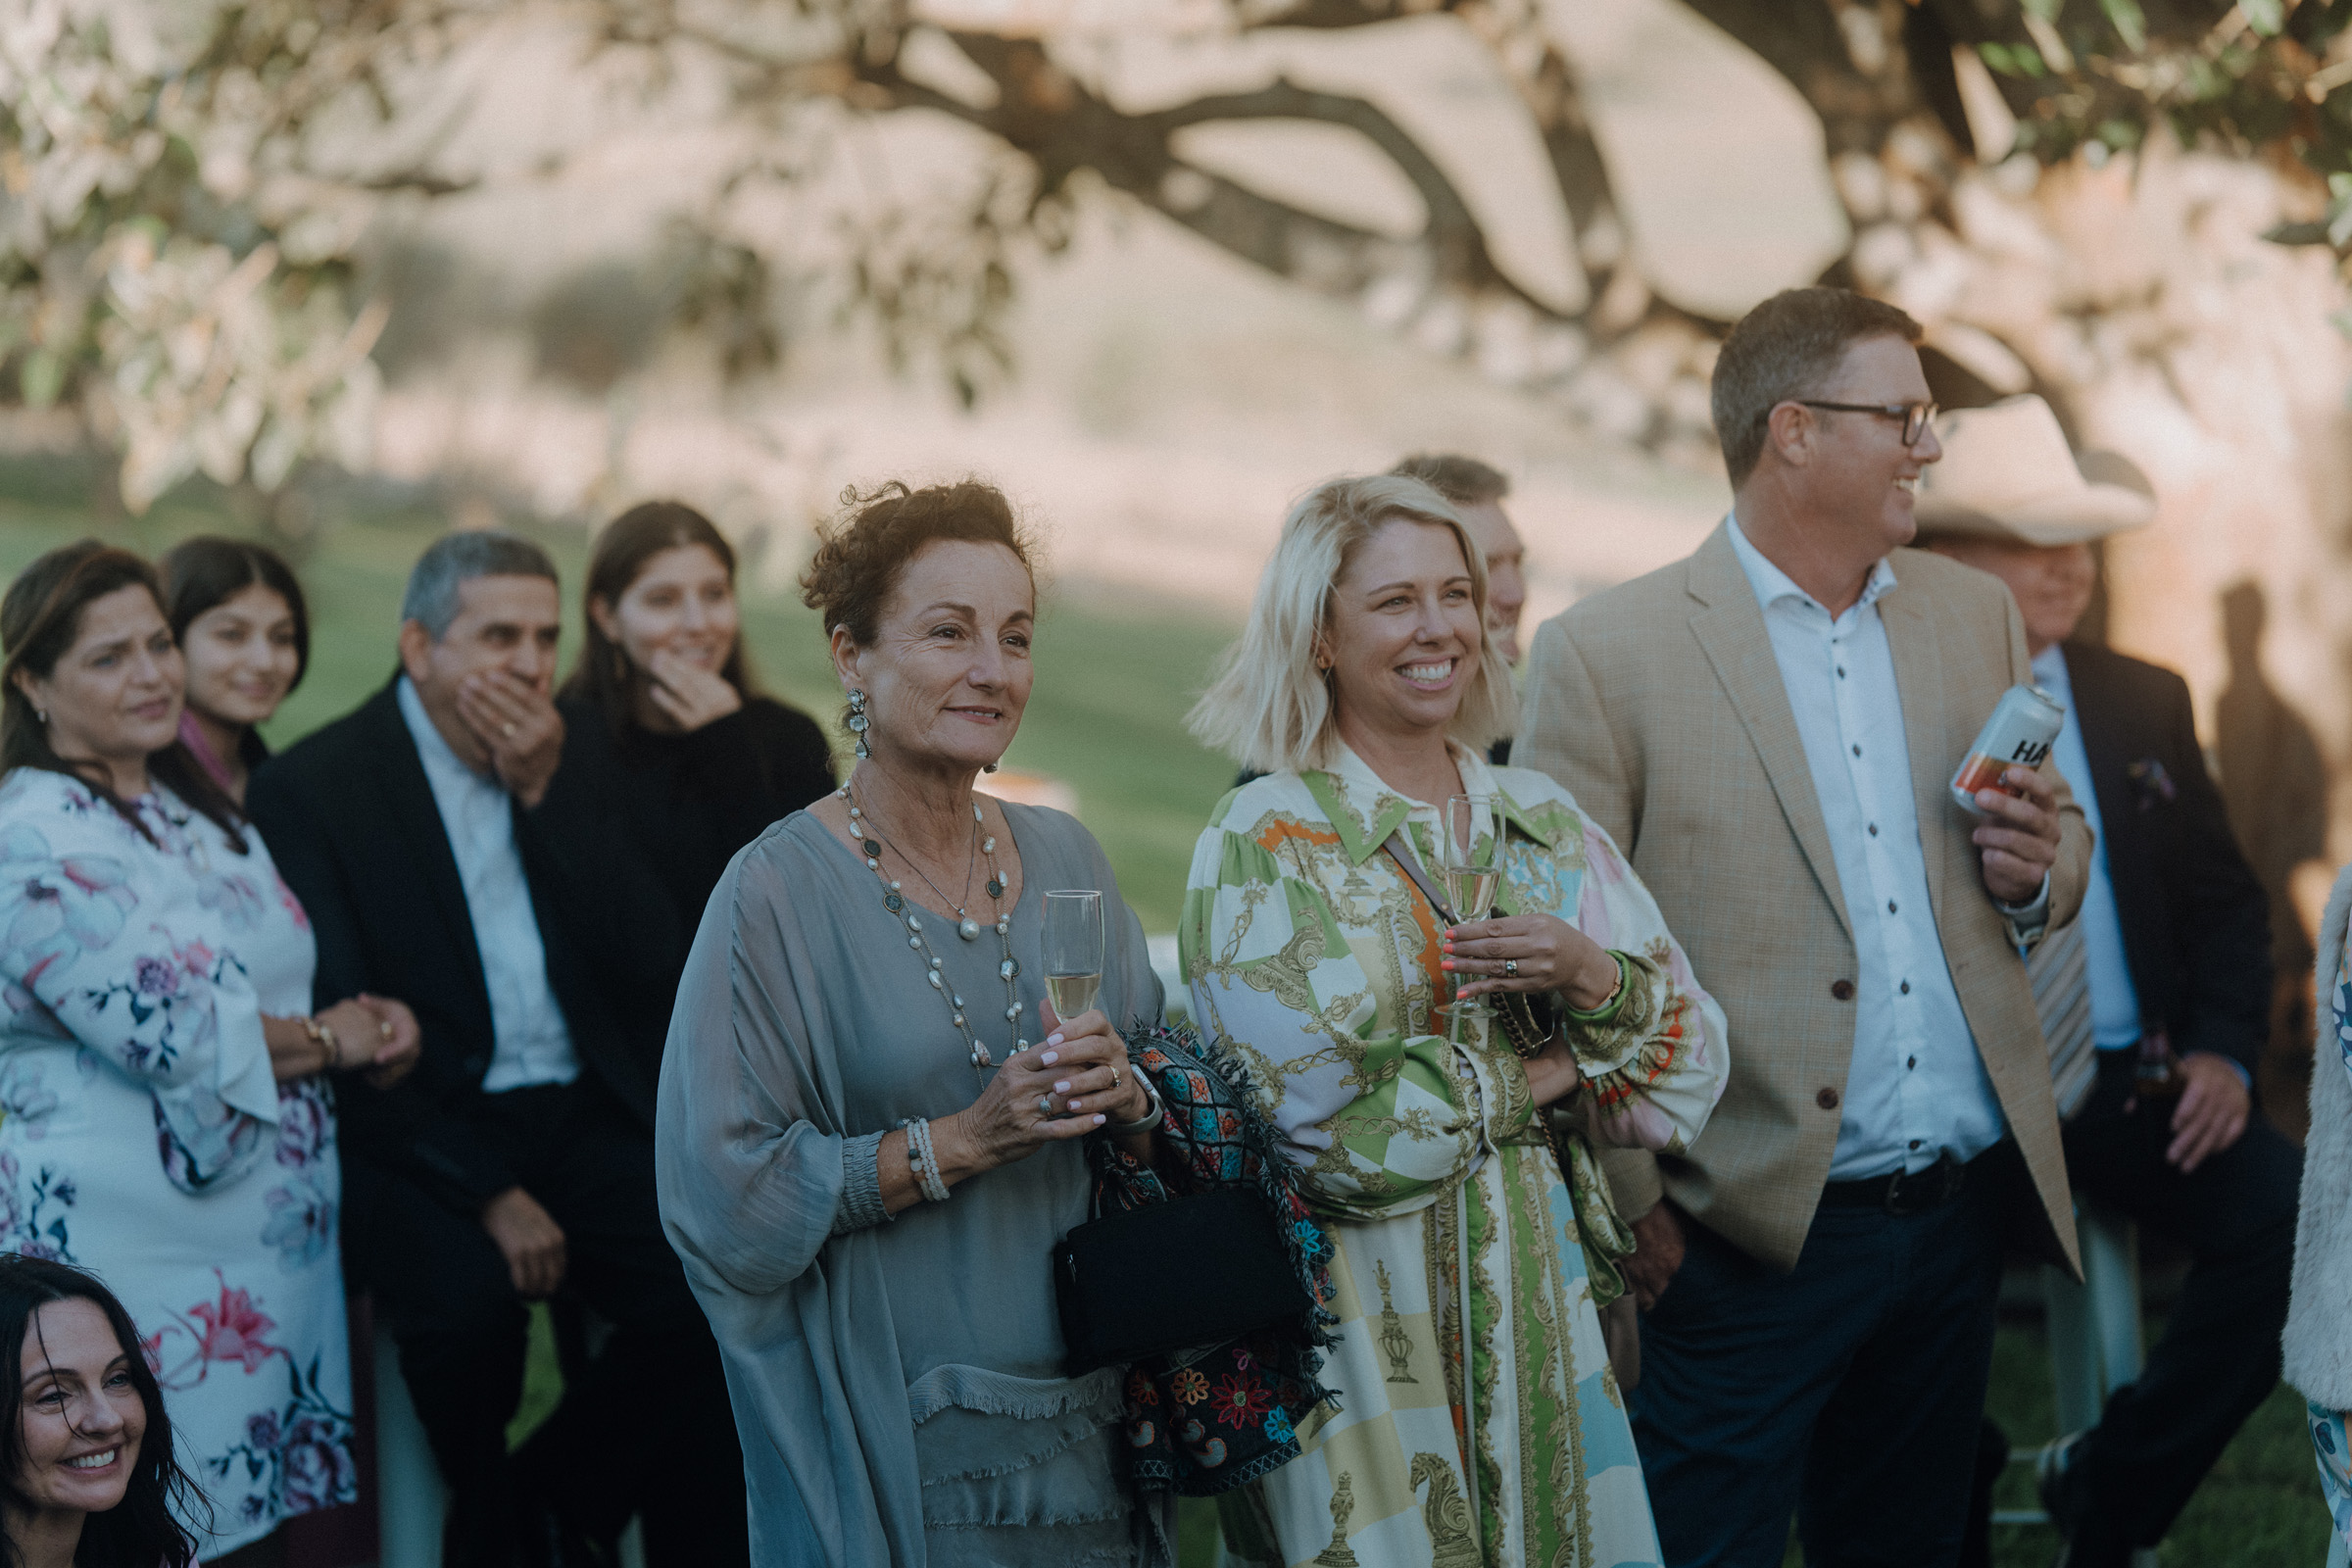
[1517, 286, 2092, 1566]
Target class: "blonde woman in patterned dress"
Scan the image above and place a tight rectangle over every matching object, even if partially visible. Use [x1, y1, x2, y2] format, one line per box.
[1181, 474, 1729, 1568]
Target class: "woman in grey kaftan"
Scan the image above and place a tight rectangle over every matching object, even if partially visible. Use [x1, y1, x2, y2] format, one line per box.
[658, 485, 1182, 1566]
[657, 805, 1170, 1566]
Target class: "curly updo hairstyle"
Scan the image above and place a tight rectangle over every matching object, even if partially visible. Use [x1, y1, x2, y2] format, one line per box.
[799, 480, 1036, 650]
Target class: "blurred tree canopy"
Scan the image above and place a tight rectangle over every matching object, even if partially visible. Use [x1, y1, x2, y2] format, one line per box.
[7, 0, 2352, 511]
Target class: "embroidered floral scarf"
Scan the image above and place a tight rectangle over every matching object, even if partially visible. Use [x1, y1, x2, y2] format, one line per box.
[1089, 1022, 1340, 1495]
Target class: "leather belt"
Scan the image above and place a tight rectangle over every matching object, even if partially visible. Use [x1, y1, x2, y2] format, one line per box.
[1818, 1148, 1985, 1216]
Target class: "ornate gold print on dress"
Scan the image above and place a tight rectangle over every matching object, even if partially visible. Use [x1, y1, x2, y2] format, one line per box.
[1313, 1471, 1360, 1567]
[1410, 1452, 1480, 1568]
[1375, 1259, 1417, 1384]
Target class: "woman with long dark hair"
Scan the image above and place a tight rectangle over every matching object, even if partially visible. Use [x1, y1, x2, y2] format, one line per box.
[556, 502, 835, 915]
[0, 541, 418, 1561]
[546, 501, 833, 959]
[158, 538, 310, 807]
[0, 1255, 200, 1568]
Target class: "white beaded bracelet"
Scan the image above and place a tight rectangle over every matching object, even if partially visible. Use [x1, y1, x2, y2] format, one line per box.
[902, 1116, 952, 1203]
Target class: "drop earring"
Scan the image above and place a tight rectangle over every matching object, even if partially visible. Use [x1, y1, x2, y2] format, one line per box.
[847, 688, 871, 760]
[983, 760, 1000, 774]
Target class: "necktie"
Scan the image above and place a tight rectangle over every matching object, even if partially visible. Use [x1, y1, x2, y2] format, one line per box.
[2030, 915, 2096, 1120]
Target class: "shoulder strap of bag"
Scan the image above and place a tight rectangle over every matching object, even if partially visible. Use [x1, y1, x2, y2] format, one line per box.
[1380, 828, 1456, 924]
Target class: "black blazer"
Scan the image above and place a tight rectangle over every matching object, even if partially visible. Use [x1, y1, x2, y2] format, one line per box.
[2065, 641, 2272, 1080]
[247, 677, 658, 1212]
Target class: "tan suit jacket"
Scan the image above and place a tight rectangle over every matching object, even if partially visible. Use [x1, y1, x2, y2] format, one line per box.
[1517, 522, 2089, 1273]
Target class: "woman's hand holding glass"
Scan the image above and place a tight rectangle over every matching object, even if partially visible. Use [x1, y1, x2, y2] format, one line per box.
[930, 1003, 1149, 1177]
[1442, 912, 1619, 1010]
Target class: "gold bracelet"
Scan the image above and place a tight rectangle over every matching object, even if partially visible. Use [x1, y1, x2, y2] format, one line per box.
[300, 1015, 343, 1072]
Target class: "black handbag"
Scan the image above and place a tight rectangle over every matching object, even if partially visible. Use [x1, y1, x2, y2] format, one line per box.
[1053, 1187, 1311, 1372]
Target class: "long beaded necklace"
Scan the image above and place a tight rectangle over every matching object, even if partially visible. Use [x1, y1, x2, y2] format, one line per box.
[839, 782, 1024, 1077]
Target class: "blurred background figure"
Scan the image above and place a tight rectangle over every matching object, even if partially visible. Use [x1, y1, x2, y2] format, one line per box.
[0, 1255, 204, 1568]
[249, 533, 743, 1568]
[542, 500, 834, 1053]
[1915, 396, 2295, 1568]
[161, 538, 310, 807]
[0, 542, 416, 1566]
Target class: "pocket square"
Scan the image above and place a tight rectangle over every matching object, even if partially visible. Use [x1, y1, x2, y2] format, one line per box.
[2126, 757, 2176, 809]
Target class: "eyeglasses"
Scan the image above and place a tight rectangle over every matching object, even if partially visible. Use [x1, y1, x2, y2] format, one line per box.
[1796, 400, 1938, 446]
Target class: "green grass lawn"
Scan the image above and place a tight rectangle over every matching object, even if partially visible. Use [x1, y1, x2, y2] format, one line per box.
[0, 467, 2326, 1564]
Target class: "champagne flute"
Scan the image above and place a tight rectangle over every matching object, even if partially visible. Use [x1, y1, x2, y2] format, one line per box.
[1437, 793, 1498, 1020]
[1042, 889, 1104, 1023]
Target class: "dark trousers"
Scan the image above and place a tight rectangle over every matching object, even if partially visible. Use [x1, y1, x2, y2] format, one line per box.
[1630, 1174, 2006, 1568]
[2056, 1054, 2303, 1555]
[344, 1083, 747, 1568]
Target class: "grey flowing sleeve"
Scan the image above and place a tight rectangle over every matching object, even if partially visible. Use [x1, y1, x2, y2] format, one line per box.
[829, 1131, 891, 1237]
[657, 842, 862, 1296]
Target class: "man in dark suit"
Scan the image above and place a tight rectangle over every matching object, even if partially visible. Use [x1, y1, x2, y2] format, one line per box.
[1915, 396, 2299, 1568]
[247, 532, 745, 1568]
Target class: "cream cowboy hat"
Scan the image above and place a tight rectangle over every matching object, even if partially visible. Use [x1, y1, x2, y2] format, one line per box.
[1913, 394, 2155, 546]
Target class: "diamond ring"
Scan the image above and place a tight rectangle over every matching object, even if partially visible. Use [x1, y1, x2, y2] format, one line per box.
[1502, 958, 1519, 978]
[1036, 1094, 1054, 1115]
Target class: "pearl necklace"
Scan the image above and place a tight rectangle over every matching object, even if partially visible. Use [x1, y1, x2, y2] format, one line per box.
[839, 784, 1023, 1075]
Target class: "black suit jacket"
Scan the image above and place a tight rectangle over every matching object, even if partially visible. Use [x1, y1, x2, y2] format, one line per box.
[2064, 641, 2272, 1080]
[247, 677, 657, 1213]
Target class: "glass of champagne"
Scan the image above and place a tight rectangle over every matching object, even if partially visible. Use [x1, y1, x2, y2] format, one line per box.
[1436, 794, 1499, 1021]
[1043, 889, 1104, 1026]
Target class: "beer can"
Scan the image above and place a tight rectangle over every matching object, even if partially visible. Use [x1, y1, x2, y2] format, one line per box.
[1948, 684, 2065, 814]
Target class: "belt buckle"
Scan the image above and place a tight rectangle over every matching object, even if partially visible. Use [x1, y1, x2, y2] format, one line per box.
[1884, 1153, 1962, 1216]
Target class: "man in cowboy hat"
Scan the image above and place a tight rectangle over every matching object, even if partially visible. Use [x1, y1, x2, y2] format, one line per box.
[1916, 393, 2298, 1568]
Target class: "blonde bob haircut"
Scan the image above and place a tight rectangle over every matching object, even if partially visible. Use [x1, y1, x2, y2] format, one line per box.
[1189, 473, 1515, 775]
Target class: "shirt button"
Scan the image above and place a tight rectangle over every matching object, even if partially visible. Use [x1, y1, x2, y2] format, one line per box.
[1909, 1138, 1923, 1151]
[1851, 744, 1862, 757]
[1906, 1055, 1917, 1069]
[1831, 979, 1855, 1001]
[1817, 1087, 1841, 1110]
[1837, 666, 1846, 677]
[1900, 979, 1911, 995]
[1887, 900, 1898, 914]
[1868, 823, 1879, 836]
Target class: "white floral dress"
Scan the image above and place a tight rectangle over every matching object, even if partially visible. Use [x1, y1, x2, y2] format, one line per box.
[0, 768, 355, 1558]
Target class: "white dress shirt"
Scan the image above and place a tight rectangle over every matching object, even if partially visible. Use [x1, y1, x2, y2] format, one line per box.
[1728, 516, 2008, 1178]
[2031, 645, 2143, 1051]
[396, 677, 580, 1092]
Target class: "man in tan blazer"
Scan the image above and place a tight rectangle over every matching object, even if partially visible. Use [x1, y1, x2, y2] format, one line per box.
[1512, 287, 2090, 1567]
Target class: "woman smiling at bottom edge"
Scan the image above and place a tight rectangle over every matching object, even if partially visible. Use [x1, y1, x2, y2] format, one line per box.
[1182, 473, 1730, 1567]
[0, 1256, 200, 1568]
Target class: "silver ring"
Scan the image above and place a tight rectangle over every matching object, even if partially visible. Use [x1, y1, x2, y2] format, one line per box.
[1036, 1094, 1054, 1115]
[1502, 958, 1519, 978]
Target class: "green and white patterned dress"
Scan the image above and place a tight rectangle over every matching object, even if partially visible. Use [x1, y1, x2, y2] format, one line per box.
[1181, 744, 1728, 1568]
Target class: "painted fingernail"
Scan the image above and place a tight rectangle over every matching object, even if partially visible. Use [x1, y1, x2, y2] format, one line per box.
[1054, 1080, 1071, 1093]
[1040, 1051, 1059, 1065]
[1441, 960, 1455, 971]
[1047, 1033, 1065, 1047]
[1067, 1099, 1082, 1110]
[1092, 1114, 1106, 1125]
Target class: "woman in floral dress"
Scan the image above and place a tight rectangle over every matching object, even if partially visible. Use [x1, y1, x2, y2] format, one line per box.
[1182, 476, 1729, 1567]
[2288, 858, 2352, 1556]
[0, 542, 417, 1561]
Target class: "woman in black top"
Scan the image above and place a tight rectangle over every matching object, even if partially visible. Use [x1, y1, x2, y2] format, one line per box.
[554, 501, 835, 945]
